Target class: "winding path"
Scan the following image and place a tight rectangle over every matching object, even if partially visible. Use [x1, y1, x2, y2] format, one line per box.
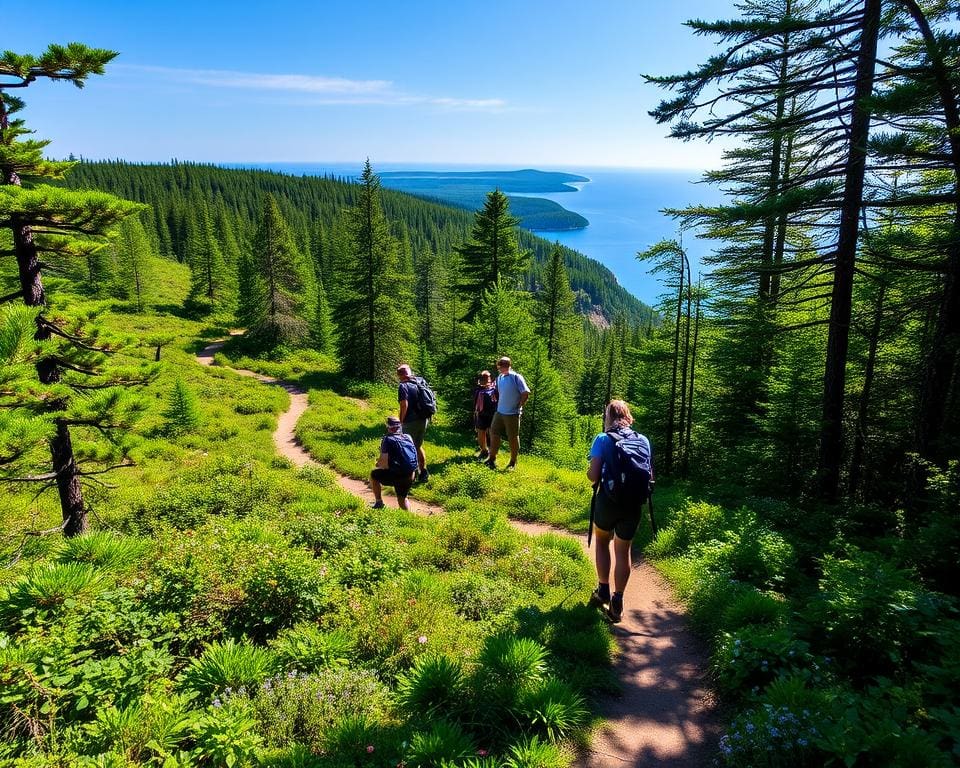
[197, 341, 720, 766]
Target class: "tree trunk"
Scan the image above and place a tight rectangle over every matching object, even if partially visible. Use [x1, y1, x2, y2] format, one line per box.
[849, 280, 886, 497]
[52, 419, 86, 537]
[682, 281, 702, 478]
[817, 0, 881, 501]
[665, 255, 685, 475]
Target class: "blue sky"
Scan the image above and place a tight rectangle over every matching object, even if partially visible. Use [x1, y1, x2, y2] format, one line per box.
[11, 1, 737, 169]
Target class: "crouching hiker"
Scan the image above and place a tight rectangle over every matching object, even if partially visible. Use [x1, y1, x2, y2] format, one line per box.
[370, 416, 418, 510]
[586, 400, 653, 623]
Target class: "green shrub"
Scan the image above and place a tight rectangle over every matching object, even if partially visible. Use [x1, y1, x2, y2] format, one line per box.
[448, 572, 514, 622]
[476, 635, 549, 714]
[247, 668, 390, 752]
[407, 720, 476, 768]
[83, 690, 192, 764]
[721, 587, 787, 630]
[1, 562, 104, 628]
[333, 537, 406, 590]
[502, 735, 566, 768]
[396, 654, 468, 719]
[513, 677, 588, 741]
[801, 549, 925, 678]
[434, 464, 495, 500]
[718, 700, 826, 767]
[181, 639, 280, 698]
[189, 699, 262, 767]
[57, 532, 150, 572]
[270, 623, 354, 670]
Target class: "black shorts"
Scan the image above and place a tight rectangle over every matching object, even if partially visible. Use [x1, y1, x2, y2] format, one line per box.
[475, 412, 494, 430]
[592, 490, 641, 541]
[371, 468, 414, 498]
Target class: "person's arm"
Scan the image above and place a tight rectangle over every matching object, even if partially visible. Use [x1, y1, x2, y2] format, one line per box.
[399, 399, 408, 422]
[518, 391, 530, 408]
[376, 451, 390, 469]
[516, 373, 530, 408]
[587, 456, 603, 484]
[398, 383, 409, 421]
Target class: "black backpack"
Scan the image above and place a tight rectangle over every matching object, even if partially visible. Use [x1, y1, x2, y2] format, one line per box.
[410, 376, 437, 417]
[601, 428, 652, 506]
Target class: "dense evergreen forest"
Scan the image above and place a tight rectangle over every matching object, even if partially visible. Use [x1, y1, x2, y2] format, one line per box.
[3, 0, 960, 764]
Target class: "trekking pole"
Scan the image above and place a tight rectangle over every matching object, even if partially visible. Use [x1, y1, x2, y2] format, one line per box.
[588, 483, 598, 547]
[647, 486, 658, 537]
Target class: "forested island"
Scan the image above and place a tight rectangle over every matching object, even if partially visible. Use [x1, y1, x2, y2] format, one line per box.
[378, 169, 590, 231]
[4, 2, 960, 765]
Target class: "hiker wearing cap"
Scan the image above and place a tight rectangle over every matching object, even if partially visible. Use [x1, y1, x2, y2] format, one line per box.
[473, 370, 496, 459]
[586, 400, 654, 623]
[370, 416, 418, 510]
[397, 364, 430, 483]
[485, 356, 530, 471]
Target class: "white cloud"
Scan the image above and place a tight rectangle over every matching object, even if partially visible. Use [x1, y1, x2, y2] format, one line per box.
[118, 64, 506, 111]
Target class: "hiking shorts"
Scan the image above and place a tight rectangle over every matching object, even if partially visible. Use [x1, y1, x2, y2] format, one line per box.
[491, 412, 520, 441]
[371, 468, 414, 499]
[403, 418, 428, 448]
[593, 491, 641, 541]
[475, 411, 494, 430]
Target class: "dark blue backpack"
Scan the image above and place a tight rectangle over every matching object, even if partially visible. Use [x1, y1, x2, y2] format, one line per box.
[411, 376, 438, 417]
[601, 428, 652, 505]
[387, 434, 418, 473]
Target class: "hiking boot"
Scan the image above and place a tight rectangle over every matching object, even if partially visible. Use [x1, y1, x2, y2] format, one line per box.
[505, 462, 517, 472]
[418, 468, 430, 483]
[476, 450, 489, 460]
[606, 593, 624, 623]
[484, 457, 496, 470]
[370, 500, 385, 510]
[589, 587, 609, 610]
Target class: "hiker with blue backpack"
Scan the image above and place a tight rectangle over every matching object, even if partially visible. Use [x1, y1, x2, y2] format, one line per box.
[370, 416, 419, 510]
[586, 400, 654, 623]
[397, 364, 436, 483]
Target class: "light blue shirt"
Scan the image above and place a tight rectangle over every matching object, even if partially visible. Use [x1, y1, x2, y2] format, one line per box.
[495, 370, 530, 415]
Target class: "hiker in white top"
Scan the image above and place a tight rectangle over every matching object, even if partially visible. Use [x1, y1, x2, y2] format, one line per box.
[485, 356, 530, 471]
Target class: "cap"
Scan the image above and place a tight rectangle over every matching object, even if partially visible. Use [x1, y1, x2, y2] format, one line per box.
[386, 416, 402, 431]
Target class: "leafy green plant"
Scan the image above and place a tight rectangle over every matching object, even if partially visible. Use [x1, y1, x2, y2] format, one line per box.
[270, 623, 354, 670]
[501, 735, 566, 768]
[181, 639, 280, 698]
[83, 690, 193, 764]
[162, 378, 201, 435]
[190, 699, 262, 768]
[720, 586, 787, 630]
[396, 654, 468, 719]
[1, 562, 104, 627]
[407, 719, 477, 768]
[513, 678, 587, 741]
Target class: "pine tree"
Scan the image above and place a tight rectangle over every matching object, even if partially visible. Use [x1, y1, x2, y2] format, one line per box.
[248, 194, 309, 348]
[185, 195, 229, 314]
[457, 190, 530, 320]
[331, 160, 415, 380]
[0, 45, 152, 536]
[520, 341, 569, 455]
[111, 215, 154, 311]
[312, 275, 335, 354]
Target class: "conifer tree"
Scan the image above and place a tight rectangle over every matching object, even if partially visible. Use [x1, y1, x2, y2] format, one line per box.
[248, 194, 309, 347]
[468, 278, 536, 365]
[1, 44, 152, 536]
[520, 341, 568, 455]
[163, 378, 201, 436]
[185, 196, 229, 313]
[312, 275, 334, 355]
[535, 243, 583, 384]
[235, 248, 259, 330]
[457, 190, 530, 320]
[111, 215, 154, 311]
[331, 160, 414, 380]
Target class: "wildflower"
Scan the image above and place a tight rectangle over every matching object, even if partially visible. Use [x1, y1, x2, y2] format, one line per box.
[746, 723, 755, 733]
[478, 749, 488, 756]
[367, 745, 375, 754]
[418, 635, 428, 644]
[212, 698, 222, 708]
[769, 727, 780, 738]
[798, 738, 808, 747]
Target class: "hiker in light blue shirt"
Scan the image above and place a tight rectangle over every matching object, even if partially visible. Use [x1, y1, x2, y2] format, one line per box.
[485, 356, 530, 471]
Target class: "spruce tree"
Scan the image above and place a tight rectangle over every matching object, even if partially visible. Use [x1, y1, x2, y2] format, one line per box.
[331, 160, 414, 380]
[457, 190, 530, 320]
[163, 379, 201, 436]
[248, 194, 309, 348]
[520, 341, 568, 455]
[535, 243, 583, 385]
[111, 215, 154, 311]
[185, 195, 229, 314]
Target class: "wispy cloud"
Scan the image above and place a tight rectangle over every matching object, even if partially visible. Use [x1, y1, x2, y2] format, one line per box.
[119, 64, 507, 112]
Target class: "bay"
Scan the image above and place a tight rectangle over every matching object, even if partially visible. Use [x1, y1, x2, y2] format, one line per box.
[226, 162, 723, 307]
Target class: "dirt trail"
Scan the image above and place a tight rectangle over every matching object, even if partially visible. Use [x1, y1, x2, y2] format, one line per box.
[197, 341, 720, 766]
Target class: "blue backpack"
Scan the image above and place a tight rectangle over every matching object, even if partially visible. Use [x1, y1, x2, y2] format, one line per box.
[387, 434, 419, 473]
[601, 428, 652, 506]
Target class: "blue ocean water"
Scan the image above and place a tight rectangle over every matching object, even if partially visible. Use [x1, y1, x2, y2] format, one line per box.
[229, 162, 723, 307]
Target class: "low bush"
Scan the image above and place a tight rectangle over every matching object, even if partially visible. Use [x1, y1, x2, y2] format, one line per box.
[270, 623, 354, 670]
[181, 639, 281, 698]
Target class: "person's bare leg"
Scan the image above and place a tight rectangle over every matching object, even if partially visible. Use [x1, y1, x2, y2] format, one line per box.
[477, 429, 488, 452]
[398, 495, 409, 511]
[416, 445, 425, 473]
[612, 535, 633, 593]
[508, 434, 520, 466]
[489, 430, 501, 462]
[370, 477, 383, 503]
[594, 528, 613, 586]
